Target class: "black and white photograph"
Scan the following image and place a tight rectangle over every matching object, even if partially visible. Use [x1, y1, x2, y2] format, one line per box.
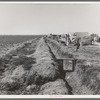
[0, 2, 100, 96]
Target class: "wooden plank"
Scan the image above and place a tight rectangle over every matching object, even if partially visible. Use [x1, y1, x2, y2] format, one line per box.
[55, 58, 75, 60]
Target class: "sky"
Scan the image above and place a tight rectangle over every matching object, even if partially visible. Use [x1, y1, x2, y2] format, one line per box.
[0, 3, 100, 35]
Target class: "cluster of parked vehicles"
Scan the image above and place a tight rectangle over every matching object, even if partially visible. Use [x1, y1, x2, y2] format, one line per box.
[44, 32, 99, 46]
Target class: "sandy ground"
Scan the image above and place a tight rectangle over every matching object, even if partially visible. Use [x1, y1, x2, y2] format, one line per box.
[61, 45, 100, 94]
[46, 38, 100, 95]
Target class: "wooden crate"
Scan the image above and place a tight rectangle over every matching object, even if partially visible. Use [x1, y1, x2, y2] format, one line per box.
[54, 58, 77, 72]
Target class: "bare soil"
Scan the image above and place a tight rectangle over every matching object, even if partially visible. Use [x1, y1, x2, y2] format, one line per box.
[0, 36, 100, 95]
[46, 38, 100, 95]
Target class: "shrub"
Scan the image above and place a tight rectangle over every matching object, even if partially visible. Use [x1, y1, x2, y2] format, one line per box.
[12, 55, 36, 70]
[23, 57, 36, 70]
[12, 55, 27, 66]
[0, 58, 6, 72]
[6, 80, 21, 91]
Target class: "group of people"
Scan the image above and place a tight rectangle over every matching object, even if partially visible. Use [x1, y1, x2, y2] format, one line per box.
[43, 35, 81, 51]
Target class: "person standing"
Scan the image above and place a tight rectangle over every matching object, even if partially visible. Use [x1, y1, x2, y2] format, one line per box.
[76, 38, 80, 51]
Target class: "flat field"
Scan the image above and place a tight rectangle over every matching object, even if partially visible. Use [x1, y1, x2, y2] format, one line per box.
[0, 35, 42, 57]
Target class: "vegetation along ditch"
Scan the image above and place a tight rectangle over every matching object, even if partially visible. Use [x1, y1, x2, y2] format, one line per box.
[0, 37, 72, 95]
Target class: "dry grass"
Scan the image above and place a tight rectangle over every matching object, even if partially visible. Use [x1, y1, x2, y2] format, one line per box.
[64, 45, 100, 95]
[46, 38, 73, 58]
[46, 38, 100, 95]
[26, 38, 60, 85]
[76, 62, 100, 94]
[0, 58, 5, 73]
[0, 38, 39, 94]
[0, 65, 27, 91]
[0, 37, 72, 95]
[26, 60, 59, 85]
[39, 79, 68, 95]
[11, 55, 36, 70]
